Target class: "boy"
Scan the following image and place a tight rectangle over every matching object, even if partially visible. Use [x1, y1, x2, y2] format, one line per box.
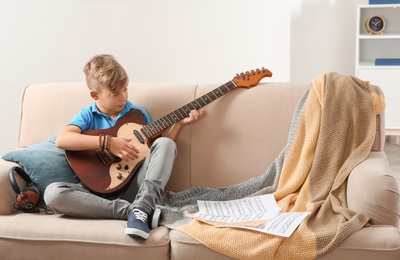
[44, 54, 204, 239]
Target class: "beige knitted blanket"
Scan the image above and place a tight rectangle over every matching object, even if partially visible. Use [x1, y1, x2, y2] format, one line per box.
[160, 72, 385, 259]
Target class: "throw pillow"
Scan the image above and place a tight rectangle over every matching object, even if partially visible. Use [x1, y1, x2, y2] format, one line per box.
[2, 136, 79, 193]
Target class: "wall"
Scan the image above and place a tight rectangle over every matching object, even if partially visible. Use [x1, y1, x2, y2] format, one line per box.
[0, 0, 365, 156]
[290, 0, 363, 81]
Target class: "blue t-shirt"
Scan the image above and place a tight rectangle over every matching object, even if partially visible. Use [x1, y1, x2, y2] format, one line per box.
[69, 100, 152, 132]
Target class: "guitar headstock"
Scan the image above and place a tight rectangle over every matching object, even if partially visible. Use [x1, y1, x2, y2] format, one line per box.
[233, 67, 272, 88]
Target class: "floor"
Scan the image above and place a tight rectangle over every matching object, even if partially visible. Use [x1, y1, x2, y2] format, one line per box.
[383, 139, 400, 185]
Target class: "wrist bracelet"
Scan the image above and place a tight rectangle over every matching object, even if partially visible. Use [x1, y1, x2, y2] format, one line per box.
[106, 135, 112, 151]
[98, 134, 104, 150]
[102, 134, 107, 150]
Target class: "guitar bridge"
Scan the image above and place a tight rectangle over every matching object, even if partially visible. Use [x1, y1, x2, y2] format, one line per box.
[96, 149, 115, 165]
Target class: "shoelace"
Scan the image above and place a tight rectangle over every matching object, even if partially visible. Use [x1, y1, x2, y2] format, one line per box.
[132, 209, 148, 223]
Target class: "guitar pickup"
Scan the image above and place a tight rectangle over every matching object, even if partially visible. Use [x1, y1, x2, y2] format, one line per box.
[134, 130, 145, 144]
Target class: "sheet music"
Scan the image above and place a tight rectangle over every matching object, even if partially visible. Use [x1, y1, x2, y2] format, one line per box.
[194, 194, 310, 237]
[196, 194, 281, 222]
[234, 211, 311, 237]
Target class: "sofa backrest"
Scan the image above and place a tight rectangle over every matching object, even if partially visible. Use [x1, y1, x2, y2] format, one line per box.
[182, 82, 310, 190]
[18, 82, 385, 192]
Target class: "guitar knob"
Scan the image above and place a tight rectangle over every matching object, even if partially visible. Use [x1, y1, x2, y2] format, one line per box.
[115, 164, 122, 170]
[117, 173, 122, 179]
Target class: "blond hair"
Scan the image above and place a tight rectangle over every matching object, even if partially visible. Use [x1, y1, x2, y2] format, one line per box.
[83, 54, 129, 91]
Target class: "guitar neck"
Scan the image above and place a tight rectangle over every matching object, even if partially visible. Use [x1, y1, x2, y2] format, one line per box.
[142, 80, 238, 139]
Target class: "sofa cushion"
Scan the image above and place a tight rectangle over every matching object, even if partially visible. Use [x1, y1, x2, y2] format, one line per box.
[0, 213, 170, 260]
[169, 226, 400, 260]
[2, 137, 79, 193]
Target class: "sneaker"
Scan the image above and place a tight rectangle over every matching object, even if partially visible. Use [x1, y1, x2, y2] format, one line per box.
[125, 208, 150, 239]
[148, 207, 161, 230]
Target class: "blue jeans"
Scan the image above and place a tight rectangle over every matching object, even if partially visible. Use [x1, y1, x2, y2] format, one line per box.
[44, 137, 176, 219]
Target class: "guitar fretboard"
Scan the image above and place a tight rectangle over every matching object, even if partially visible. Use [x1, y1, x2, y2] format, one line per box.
[141, 80, 237, 138]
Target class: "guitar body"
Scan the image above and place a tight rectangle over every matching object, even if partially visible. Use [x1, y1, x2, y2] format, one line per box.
[66, 68, 272, 196]
[66, 109, 152, 196]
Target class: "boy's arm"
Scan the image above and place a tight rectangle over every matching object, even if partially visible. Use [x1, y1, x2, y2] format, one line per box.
[56, 125, 98, 150]
[165, 109, 205, 141]
[56, 125, 139, 161]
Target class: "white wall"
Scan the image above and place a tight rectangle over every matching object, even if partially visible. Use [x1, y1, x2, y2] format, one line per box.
[0, 0, 365, 156]
[290, 0, 363, 81]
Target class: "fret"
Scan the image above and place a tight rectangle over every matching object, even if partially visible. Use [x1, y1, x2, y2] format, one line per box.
[158, 118, 169, 127]
[173, 109, 185, 119]
[169, 112, 180, 122]
[212, 89, 223, 98]
[162, 115, 173, 125]
[192, 101, 202, 109]
[141, 127, 151, 139]
[151, 123, 160, 133]
[150, 127, 157, 136]
[211, 92, 219, 100]
[152, 121, 164, 132]
[166, 113, 177, 123]
[143, 125, 154, 137]
[209, 90, 220, 99]
[177, 107, 188, 118]
[207, 93, 214, 101]
[142, 125, 150, 134]
[182, 106, 191, 114]
[147, 125, 158, 136]
[186, 102, 197, 111]
[221, 84, 233, 93]
[196, 97, 207, 106]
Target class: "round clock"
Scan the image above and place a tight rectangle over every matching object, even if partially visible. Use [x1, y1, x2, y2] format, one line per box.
[365, 16, 385, 34]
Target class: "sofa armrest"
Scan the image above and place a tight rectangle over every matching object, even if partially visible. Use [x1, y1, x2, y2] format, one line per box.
[347, 152, 400, 227]
[0, 159, 24, 215]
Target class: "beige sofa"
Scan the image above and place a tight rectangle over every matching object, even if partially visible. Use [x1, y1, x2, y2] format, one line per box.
[0, 81, 399, 260]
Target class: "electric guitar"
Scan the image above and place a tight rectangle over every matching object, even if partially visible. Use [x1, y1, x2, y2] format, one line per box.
[66, 68, 272, 196]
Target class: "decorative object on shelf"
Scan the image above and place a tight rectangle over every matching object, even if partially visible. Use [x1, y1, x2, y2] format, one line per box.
[365, 16, 385, 34]
[369, 0, 400, 4]
[375, 58, 400, 66]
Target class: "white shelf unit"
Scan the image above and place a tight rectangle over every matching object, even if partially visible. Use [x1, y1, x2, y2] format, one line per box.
[356, 4, 400, 134]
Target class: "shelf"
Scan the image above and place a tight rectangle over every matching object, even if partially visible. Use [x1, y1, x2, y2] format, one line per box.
[358, 4, 400, 8]
[356, 4, 400, 130]
[358, 61, 400, 68]
[358, 34, 400, 39]
[358, 4, 400, 35]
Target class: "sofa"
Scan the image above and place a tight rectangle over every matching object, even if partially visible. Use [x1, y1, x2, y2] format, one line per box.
[0, 80, 399, 260]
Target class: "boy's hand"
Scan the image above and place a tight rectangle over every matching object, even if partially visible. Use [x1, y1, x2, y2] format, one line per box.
[109, 137, 139, 161]
[180, 109, 205, 125]
[165, 109, 205, 141]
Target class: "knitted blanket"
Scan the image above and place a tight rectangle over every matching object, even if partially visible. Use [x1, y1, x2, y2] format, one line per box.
[159, 72, 385, 259]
